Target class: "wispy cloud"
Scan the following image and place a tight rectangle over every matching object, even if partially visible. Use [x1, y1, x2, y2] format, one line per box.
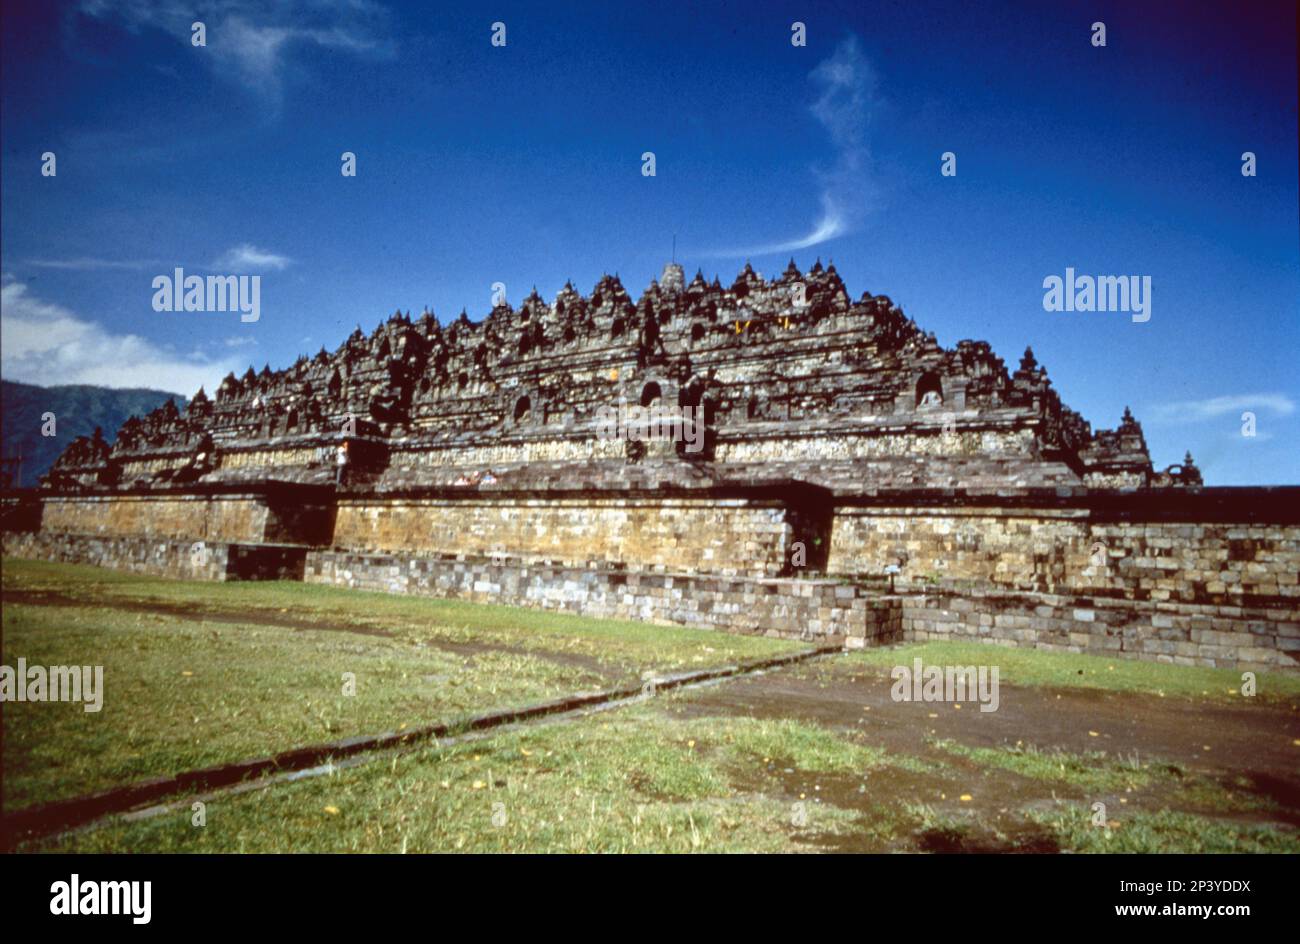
[25, 246, 291, 273]
[704, 35, 878, 258]
[0, 277, 240, 396]
[1147, 394, 1296, 423]
[76, 0, 394, 105]
[214, 244, 291, 271]
[26, 257, 157, 271]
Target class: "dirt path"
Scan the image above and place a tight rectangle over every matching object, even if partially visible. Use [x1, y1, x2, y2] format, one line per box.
[678, 663, 1300, 784]
[668, 662, 1300, 850]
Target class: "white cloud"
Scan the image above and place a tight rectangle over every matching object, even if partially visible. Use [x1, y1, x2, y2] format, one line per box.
[26, 257, 156, 271]
[76, 0, 394, 103]
[221, 15, 386, 95]
[1147, 394, 1296, 424]
[214, 244, 291, 271]
[0, 278, 241, 397]
[704, 35, 878, 258]
[25, 246, 290, 274]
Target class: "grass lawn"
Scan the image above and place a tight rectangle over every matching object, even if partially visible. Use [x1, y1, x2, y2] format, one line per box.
[839, 640, 1300, 703]
[2, 558, 803, 673]
[27, 696, 1300, 853]
[6, 558, 1298, 853]
[26, 707, 887, 853]
[1, 558, 803, 809]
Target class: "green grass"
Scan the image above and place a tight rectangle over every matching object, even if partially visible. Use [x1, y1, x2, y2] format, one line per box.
[2, 558, 802, 675]
[7, 558, 1298, 853]
[29, 708, 881, 853]
[930, 739, 1286, 815]
[1028, 805, 1299, 854]
[723, 718, 890, 774]
[38, 700, 1297, 854]
[841, 640, 1300, 702]
[0, 558, 803, 809]
[930, 739, 1168, 794]
[2, 602, 596, 808]
[898, 801, 1299, 854]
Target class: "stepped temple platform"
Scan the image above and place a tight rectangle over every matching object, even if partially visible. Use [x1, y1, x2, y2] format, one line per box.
[5, 261, 1297, 672]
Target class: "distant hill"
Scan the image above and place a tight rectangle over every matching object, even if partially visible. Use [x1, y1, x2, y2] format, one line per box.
[0, 380, 186, 487]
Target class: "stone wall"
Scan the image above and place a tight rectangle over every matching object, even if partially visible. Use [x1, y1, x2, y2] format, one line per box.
[902, 587, 1298, 675]
[332, 495, 797, 576]
[0, 493, 42, 532]
[264, 499, 336, 546]
[389, 437, 625, 471]
[40, 494, 269, 543]
[32, 488, 335, 547]
[217, 445, 327, 471]
[0, 527, 900, 647]
[3, 532, 309, 582]
[827, 490, 1300, 608]
[830, 505, 1084, 584]
[7, 484, 1299, 673]
[715, 425, 1035, 464]
[3, 531, 231, 581]
[304, 549, 901, 647]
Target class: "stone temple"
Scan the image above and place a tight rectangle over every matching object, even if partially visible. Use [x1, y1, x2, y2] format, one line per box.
[5, 260, 1297, 673]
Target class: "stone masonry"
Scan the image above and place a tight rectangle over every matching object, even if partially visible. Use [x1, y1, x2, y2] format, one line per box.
[5, 260, 1297, 672]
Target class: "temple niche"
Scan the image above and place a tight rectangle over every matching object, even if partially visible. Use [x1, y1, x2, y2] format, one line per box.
[916, 372, 944, 409]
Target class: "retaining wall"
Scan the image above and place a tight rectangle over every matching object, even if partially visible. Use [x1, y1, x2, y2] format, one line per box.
[2, 532, 307, 582]
[5, 485, 1299, 673]
[901, 586, 1297, 674]
[332, 495, 797, 577]
[304, 549, 900, 647]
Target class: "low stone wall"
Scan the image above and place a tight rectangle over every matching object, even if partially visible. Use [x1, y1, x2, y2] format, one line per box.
[304, 549, 901, 647]
[828, 489, 1300, 608]
[2, 532, 308, 583]
[3, 531, 231, 581]
[902, 587, 1299, 674]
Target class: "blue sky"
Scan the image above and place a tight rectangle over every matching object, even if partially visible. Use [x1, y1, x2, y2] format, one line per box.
[1, 0, 1296, 484]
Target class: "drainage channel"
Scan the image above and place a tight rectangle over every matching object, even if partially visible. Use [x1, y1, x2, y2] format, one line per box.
[2, 645, 840, 849]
